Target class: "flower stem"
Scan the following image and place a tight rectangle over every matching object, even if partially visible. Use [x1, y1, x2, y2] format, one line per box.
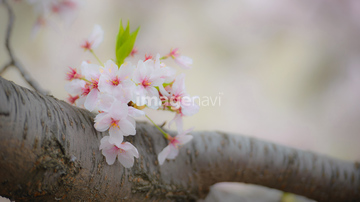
[89, 49, 104, 66]
[80, 77, 90, 83]
[160, 55, 169, 60]
[145, 114, 169, 139]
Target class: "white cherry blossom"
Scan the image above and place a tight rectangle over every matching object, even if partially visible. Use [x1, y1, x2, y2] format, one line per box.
[169, 48, 193, 69]
[164, 74, 200, 132]
[132, 59, 165, 108]
[94, 101, 135, 146]
[81, 62, 103, 111]
[98, 60, 135, 94]
[26, 0, 80, 36]
[158, 128, 193, 165]
[153, 54, 176, 84]
[81, 24, 104, 51]
[100, 136, 139, 167]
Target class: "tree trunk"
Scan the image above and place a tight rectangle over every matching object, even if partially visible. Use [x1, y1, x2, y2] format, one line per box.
[0, 76, 359, 201]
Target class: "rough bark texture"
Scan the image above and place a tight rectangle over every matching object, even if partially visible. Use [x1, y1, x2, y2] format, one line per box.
[0, 76, 359, 201]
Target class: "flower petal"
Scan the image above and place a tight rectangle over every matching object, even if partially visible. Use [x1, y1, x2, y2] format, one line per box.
[181, 97, 200, 116]
[89, 24, 104, 49]
[65, 79, 86, 95]
[97, 94, 115, 112]
[75, 96, 86, 107]
[177, 135, 193, 145]
[126, 116, 136, 127]
[175, 55, 192, 69]
[98, 74, 112, 94]
[84, 89, 99, 111]
[104, 60, 118, 75]
[171, 74, 186, 96]
[117, 152, 135, 168]
[158, 84, 170, 97]
[99, 136, 112, 150]
[119, 119, 136, 135]
[132, 85, 147, 106]
[101, 147, 117, 165]
[149, 75, 164, 87]
[157, 145, 170, 165]
[81, 63, 102, 80]
[133, 60, 149, 83]
[169, 113, 183, 134]
[113, 85, 133, 103]
[154, 54, 161, 69]
[109, 127, 125, 147]
[128, 106, 145, 117]
[166, 144, 179, 159]
[118, 62, 135, 81]
[109, 101, 128, 119]
[146, 87, 161, 109]
[119, 142, 139, 158]
[94, 113, 111, 131]
[161, 66, 177, 83]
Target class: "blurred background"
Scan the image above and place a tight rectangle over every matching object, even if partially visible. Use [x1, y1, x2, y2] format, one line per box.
[1, 0, 360, 164]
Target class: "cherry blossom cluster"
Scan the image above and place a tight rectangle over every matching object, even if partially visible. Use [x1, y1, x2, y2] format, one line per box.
[65, 24, 199, 168]
[22, 0, 81, 36]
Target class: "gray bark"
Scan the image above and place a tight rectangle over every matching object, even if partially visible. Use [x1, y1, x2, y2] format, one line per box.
[0, 76, 359, 201]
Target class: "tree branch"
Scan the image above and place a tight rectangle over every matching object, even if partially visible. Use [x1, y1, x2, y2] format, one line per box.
[0, 76, 359, 201]
[1, 0, 48, 95]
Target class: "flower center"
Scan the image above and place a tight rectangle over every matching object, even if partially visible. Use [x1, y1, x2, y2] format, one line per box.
[169, 137, 180, 147]
[142, 78, 152, 87]
[82, 84, 91, 96]
[81, 41, 92, 50]
[111, 76, 120, 86]
[66, 67, 82, 80]
[170, 48, 179, 58]
[144, 54, 153, 61]
[67, 95, 79, 104]
[110, 118, 120, 128]
[172, 95, 181, 103]
[90, 78, 99, 89]
[114, 145, 125, 153]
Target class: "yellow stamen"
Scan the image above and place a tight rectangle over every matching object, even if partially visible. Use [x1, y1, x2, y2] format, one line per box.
[111, 122, 119, 128]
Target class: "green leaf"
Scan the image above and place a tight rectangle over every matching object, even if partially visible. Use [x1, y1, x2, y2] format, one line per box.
[163, 82, 173, 88]
[115, 21, 124, 51]
[115, 20, 140, 66]
[116, 21, 129, 52]
[119, 20, 124, 34]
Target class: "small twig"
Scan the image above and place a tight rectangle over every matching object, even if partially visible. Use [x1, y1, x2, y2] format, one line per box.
[1, 0, 48, 95]
[160, 121, 166, 128]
